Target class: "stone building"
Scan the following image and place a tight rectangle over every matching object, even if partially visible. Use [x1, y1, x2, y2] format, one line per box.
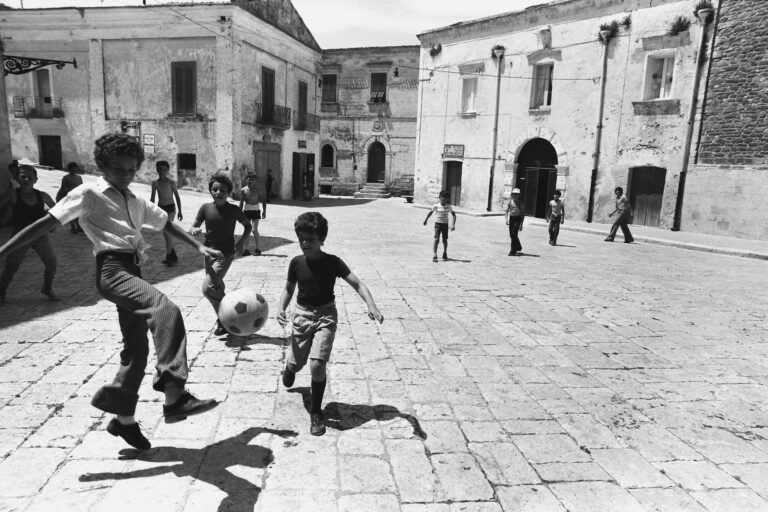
[1, 1, 322, 198]
[414, 0, 717, 229]
[318, 46, 419, 196]
[681, 0, 768, 240]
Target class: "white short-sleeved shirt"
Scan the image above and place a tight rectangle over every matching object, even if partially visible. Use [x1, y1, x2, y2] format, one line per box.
[431, 203, 453, 224]
[48, 177, 168, 264]
[549, 199, 563, 217]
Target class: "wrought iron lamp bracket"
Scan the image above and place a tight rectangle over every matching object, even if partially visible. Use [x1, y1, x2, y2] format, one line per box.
[4, 55, 78, 76]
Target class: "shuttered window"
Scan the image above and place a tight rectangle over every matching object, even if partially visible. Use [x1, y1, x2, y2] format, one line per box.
[322, 74, 337, 103]
[171, 62, 196, 116]
[370, 72, 387, 103]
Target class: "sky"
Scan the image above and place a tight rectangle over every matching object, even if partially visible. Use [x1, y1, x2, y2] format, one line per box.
[1, 0, 547, 47]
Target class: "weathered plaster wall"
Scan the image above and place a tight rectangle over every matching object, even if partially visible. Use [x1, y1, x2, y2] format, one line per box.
[415, 0, 704, 219]
[681, 0, 768, 239]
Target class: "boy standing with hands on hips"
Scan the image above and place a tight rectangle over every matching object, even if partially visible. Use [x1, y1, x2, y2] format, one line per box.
[0, 133, 220, 450]
[278, 212, 383, 436]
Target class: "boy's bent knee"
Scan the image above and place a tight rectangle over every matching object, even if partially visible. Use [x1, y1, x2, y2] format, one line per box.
[309, 359, 327, 380]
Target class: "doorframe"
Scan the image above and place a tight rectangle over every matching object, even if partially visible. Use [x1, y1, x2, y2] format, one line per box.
[441, 158, 463, 206]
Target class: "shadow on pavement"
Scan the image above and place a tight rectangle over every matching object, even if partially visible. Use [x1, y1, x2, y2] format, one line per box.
[288, 387, 427, 439]
[224, 334, 286, 350]
[274, 198, 375, 208]
[79, 427, 297, 512]
[515, 252, 540, 258]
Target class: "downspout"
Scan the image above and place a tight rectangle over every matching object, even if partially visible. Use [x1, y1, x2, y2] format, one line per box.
[586, 29, 611, 223]
[672, 7, 714, 231]
[487, 45, 505, 212]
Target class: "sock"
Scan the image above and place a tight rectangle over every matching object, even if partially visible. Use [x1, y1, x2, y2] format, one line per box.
[310, 379, 326, 414]
[116, 415, 136, 425]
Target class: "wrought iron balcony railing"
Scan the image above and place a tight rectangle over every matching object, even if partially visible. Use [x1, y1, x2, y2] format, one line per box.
[294, 112, 320, 132]
[13, 96, 64, 119]
[255, 102, 291, 129]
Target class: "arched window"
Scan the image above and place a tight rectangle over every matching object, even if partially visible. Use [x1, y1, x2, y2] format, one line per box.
[321, 144, 335, 168]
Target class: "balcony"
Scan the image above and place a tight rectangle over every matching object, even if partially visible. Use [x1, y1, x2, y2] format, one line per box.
[13, 96, 65, 119]
[294, 111, 320, 132]
[255, 102, 291, 129]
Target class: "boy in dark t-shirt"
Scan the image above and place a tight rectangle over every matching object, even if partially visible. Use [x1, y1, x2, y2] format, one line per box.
[190, 173, 251, 336]
[277, 212, 383, 436]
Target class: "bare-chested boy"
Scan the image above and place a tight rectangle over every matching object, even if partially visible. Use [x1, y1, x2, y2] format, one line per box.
[150, 161, 183, 264]
[238, 171, 266, 256]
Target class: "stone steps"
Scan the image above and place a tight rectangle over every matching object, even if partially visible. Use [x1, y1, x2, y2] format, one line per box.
[354, 182, 390, 199]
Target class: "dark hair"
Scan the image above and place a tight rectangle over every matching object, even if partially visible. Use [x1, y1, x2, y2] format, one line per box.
[67, 162, 79, 171]
[615, 186, 624, 194]
[209, 173, 233, 193]
[554, 189, 562, 197]
[294, 212, 328, 241]
[438, 190, 449, 199]
[156, 160, 170, 170]
[18, 164, 37, 177]
[94, 133, 144, 168]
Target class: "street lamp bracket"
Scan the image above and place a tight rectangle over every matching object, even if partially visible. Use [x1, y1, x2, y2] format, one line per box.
[4, 55, 78, 76]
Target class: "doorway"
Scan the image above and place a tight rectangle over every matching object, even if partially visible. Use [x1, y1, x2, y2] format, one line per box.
[628, 166, 666, 227]
[254, 144, 281, 199]
[516, 138, 558, 218]
[39, 135, 62, 169]
[292, 152, 316, 200]
[367, 141, 385, 183]
[443, 161, 462, 206]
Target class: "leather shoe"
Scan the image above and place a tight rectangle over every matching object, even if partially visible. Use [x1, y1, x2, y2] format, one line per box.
[163, 392, 218, 424]
[282, 368, 296, 388]
[214, 321, 228, 336]
[107, 418, 151, 450]
[310, 412, 326, 436]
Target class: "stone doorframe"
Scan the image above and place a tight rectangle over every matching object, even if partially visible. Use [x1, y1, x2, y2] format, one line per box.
[360, 135, 392, 184]
[503, 126, 570, 201]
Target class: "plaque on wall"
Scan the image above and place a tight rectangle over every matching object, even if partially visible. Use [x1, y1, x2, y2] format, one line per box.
[372, 119, 383, 132]
[442, 144, 464, 158]
[298, 140, 307, 149]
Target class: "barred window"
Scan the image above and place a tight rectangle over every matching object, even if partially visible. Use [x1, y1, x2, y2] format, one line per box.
[322, 74, 337, 103]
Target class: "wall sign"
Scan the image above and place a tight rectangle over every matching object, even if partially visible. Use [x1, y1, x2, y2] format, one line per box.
[442, 144, 465, 158]
[298, 140, 307, 149]
[143, 133, 155, 145]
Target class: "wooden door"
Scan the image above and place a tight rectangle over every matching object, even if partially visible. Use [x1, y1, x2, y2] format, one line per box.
[367, 142, 385, 183]
[292, 153, 303, 199]
[39, 135, 62, 169]
[629, 167, 666, 227]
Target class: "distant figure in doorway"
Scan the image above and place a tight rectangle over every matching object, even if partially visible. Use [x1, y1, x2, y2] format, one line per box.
[546, 189, 565, 246]
[57, 162, 85, 234]
[505, 188, 525, 256]
[423, 190, 456, 262]
[605, 186, 634, 243]
[150, 160, 183, 264]
[265, 168, 275, 202]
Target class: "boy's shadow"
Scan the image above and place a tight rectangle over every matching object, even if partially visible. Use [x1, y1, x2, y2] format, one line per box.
[515, 252, 540, 258]
[443, 257, 472, 263]
[224, 334, 286, 350]
[288, 387, 427, 440]
[79, 427, 297, 512]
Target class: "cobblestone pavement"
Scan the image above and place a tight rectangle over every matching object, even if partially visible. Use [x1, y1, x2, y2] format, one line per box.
[1, 170, 767, 512]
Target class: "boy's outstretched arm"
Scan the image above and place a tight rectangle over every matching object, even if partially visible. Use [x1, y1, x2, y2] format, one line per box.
[0, 214, 60, 260]
[164, 220, 223, 260]
[173, 183, 183, 221]
[276, 280, 296, 328]
[451, 211, 457, 231]
[343, 272, 384, 323]
[150, 183, 157, 203]
[423, 210, 433, 225]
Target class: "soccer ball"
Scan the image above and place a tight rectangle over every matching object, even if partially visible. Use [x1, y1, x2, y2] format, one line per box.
[218, 288, 269, 335]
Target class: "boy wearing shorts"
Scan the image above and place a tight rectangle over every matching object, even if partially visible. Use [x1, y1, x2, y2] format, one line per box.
[277, 212, 383, 435]
[238, 171, 266, 256]
[423, 190, 456, 262]
[150, 160, 183, 264]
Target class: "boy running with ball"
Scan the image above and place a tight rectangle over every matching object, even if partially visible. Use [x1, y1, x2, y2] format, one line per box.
[278, 212, 383, 435]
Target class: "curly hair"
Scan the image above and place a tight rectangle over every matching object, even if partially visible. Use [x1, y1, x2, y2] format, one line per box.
[209, 172, 233, 193]
[294, 212, 328, 241]
[93, 133, 144, 168]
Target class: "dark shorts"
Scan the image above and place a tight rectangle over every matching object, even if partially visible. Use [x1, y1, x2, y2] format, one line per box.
[159, 204, 176, 215]
[244, 210, 261, 220]
[434, 222, 449, 240]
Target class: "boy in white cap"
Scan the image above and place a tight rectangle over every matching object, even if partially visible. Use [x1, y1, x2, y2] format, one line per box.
[505, 188, 525, 255]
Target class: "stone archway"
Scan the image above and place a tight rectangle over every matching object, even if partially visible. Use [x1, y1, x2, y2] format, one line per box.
[516, 138, 558, 218]
[367, 141, 386, 183]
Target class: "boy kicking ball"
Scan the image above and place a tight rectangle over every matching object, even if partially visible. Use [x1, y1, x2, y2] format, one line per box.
[0, 133, 221, 450]
[278, 212, 383, 436]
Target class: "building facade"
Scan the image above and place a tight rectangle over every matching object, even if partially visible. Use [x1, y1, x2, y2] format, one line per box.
[414, 0, 716, 229]
[2, 1, 322, 198]
[318, 46, 419, 194]
[682, 0, 768, 240]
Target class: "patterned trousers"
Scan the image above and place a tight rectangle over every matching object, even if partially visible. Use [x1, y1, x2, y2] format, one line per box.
[92, 252, 188, 416]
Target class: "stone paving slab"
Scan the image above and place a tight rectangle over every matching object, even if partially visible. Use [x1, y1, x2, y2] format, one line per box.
[0, 169, 766, 511]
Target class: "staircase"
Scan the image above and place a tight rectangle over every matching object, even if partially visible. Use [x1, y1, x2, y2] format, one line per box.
[354, 182, 391, 199]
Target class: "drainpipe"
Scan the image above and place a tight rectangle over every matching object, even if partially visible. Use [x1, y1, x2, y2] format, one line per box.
[671, 7, 714, 231]
[586, 29, 611, 223]
[487, 45, 505, 212]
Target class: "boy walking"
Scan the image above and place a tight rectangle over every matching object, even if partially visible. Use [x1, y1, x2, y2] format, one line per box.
[546, 190, 565, 246]
[150, 160, 183, 264]
[238, 171, 266, 256]
[56, 162, 84, 233]
[605, 186, 634, 243]
[0, 133, 220, 450]
[505, 187, 525, 255]
[0, 165, 59, 305]
[191, 173, 251, 337]
[278, 212, 383, 436]
[423, 190, 456, 262]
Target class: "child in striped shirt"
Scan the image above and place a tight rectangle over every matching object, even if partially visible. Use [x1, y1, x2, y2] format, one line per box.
[423, 190, 457, 262]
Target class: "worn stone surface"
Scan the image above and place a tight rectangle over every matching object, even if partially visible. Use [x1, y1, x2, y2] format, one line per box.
[0, 170, 767, 510]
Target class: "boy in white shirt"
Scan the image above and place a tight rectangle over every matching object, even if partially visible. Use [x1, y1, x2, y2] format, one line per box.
[423, 190, 457, 262]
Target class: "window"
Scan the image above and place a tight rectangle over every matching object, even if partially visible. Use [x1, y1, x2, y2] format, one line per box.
[644, 55, 674, 100]
[322, 74, 337, 103]
[177, 153, 196, 170]
[461, 76, 478, 114]
[321, 144, 335, 168]
[531, 63, 553, 109]
[262, 66, 276, 123]
[298, 81, 308, 117]
[370, 72, 387, 103]
[171, 62, 196, 116]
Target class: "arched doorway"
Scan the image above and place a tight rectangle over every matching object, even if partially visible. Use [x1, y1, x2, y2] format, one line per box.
[367, 141, 386, 183]
[516, 138, 558, 218]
